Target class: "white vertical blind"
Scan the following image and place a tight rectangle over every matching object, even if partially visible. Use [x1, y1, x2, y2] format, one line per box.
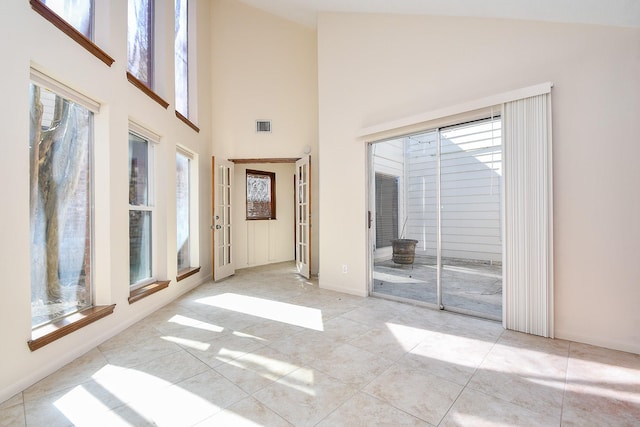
[503, 93, 554, 337]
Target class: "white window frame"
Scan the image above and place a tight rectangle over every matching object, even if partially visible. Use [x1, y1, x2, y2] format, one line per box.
[128, 122, 160, 290]
[29, 68, 99, 328]
[127, 0, 155, 88]
[174, 0, 198, 121]
[176, 146, 199, 273]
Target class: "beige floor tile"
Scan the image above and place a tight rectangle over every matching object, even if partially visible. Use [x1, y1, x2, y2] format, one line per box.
[253, 367, 357, 426]
[97, 321, 162, 353]
[24, 380, 126, 427]
[129, 349, 210, 386]
[319, 316, 373, 343]
[404, 329, 494, 385]
[195, 397, 293, 427]
[0, 402, 25, 427]
[561, 386, 640, 426]
[562, 342, 640, 426]
[98, 335, 183, 368]
[310, 343, 394, 387]
[268, 329, 342, 365]
[441, 388, 558, 426]
[23, 348, 108, 399]
[317, 392, 431, 426]
[0, 393, 23, 409]
[363, 363, 463, 425]
[184, 331, 268, 368]
[214, 346, 304, 394]
[349, 322, 427, 361]
[130, 369, 248, 426]
[480, 333, 569, 379]
[466, 367, 564, 419]
[238, 320, 306, 344]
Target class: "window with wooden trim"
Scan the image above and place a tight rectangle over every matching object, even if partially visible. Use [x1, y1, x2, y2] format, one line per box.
[30, 0, 114, 66]
[246, 170, 276, 220]
[128, 130, 156, 289]
[41, 0, 93, 38]
[29, 74, 95, 329]
[174, 0, 189, 116]
[176, 150, 193, 273]
[128, 0, 154, 88]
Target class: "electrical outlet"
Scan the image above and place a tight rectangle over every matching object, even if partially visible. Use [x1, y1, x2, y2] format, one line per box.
[342, 265, 348, 274]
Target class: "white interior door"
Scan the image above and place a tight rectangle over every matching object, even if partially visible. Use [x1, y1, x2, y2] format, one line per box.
[295, 155, 311, 278]
[212, 157, 234, 281]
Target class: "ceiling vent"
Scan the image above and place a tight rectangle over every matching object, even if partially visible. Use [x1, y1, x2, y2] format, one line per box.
[256, 120, 272, 133]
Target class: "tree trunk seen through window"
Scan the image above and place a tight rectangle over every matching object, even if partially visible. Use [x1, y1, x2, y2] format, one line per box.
[29, 84, 92, 327]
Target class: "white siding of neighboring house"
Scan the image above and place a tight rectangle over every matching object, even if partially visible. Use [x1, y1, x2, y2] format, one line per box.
[405, 120, 502, 263]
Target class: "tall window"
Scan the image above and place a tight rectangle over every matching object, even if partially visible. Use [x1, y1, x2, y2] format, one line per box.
[42, 0, 93, 38]
[174, 0, 189, 116]
[128, 0, 154, 87]
[246, 170, 276, 220]
[176, 150, 192, 272]
[129, 131, 155, 288]
[29, 79, 94, 328]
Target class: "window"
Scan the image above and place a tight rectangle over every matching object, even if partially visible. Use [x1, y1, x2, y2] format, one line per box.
[42, 0, 93, 38]
[30, 0, 114, 66]
[174, 0, 188, 116]
[128, 130, 155, 288]
[128, 0, 154, 88]
[29, 79, 94, 328]
[176, 150, 191, 272]
[246, 170, 276, 220]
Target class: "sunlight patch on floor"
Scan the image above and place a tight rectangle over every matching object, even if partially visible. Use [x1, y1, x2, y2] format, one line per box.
[197, 293, 324, 331]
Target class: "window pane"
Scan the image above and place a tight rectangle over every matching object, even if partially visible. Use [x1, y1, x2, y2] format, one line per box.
[176, 152, 190, 270]
[174, 0, 188, 115]
[128, 0, 153, 87]
[29, 83, 93, 328]
[247, 173, 271, 219]
[43, 0, 93, 38]
[129, 133, 149, 206]
[129, 210, 152, 284]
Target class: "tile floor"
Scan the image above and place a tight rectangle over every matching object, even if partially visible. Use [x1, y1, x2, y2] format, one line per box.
[2, 262, 640, 426]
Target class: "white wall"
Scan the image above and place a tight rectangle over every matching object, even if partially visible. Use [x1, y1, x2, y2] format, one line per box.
[210, 0, 319, 274]
[317, 13, 640, 353]
[0, 0, 213, 403]
[233, 163, 296, 268]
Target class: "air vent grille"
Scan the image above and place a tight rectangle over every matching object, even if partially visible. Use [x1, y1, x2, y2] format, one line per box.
[256, 120, 272, 133]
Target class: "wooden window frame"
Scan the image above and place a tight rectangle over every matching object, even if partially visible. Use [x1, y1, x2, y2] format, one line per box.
[246, 169, 276, 220]
[30, 0, 115, 67]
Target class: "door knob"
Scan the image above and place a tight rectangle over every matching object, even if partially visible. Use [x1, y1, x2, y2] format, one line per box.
[215, 225, 222, 229]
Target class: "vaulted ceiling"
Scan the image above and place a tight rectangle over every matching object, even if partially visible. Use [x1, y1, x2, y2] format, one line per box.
[237, 0, 640, 29]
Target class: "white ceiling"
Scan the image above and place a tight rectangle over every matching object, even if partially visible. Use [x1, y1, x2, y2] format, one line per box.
[236, 0, 640, 29]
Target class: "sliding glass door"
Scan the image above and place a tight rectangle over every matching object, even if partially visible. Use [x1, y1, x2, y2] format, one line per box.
[370, 117, 503, 320]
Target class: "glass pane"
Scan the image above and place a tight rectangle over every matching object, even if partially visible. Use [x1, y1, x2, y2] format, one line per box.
[129, 133, 149, 206]
[30, 84, 93, 327]
[441, 119, 503, 319]
[247, 173, 272, 219]
[44, 0, 93, 38]
[129, 210, 152, 285]
[127, 0, 153, 86]
[372, 132, 438, 305]
[174, 0, 188, 115]
[176, 152, 190, 271]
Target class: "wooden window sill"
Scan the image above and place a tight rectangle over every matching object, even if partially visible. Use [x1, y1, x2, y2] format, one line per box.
[28, 304, 116, 351]
[127, 72, 169, 109]
[177, 266, 201, 282]
[175, 111, 200, 133]
[30, 0, 114, 67]
[128, 280, 170, 304]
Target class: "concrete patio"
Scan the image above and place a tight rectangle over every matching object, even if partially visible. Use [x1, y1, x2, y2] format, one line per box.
[373, 256, 502, 320]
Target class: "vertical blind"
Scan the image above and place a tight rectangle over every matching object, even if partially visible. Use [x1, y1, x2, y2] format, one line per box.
[503, 93, 554, 337]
